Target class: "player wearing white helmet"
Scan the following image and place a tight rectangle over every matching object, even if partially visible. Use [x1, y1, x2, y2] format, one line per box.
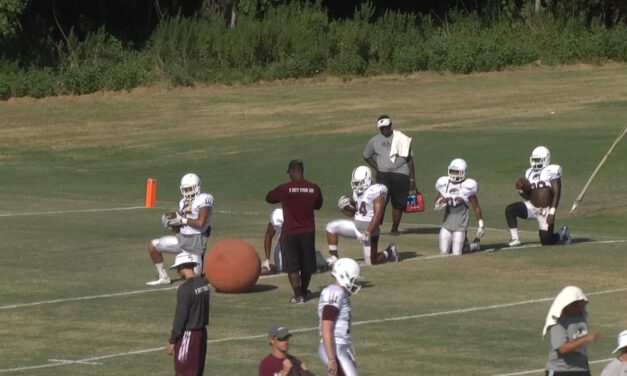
[434, 158, 485, 255]
[146, 173, 214, 286]
[505, 146, 571, 247]
[326, 166, 399, 267]
[318, 258, 362, 376]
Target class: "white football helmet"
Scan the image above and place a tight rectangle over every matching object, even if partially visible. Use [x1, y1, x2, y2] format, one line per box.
[351, 166, 372, 195]
[180, 173, 201, 199]
[448, 158, 467, 183]
[331, 258, 362, 295]
[530, 146, 551, 170]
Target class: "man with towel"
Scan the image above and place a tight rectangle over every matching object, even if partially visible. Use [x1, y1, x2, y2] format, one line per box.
[363, 115, 417, 235]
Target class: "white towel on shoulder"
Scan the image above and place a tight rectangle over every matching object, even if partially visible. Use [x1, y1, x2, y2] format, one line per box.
[389, 130, 412, 163]
[542, 286, 588, 337]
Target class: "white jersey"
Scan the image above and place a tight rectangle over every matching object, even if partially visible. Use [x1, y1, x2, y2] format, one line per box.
[269, 208, 283, 233]
[435, 177, 478, 207]
[178, 192, 213, 235]
[318, 284, 352, 345]
[352, 184, 387, 223]
[524, 164, 562, 190]
[435, 177, 478, 232]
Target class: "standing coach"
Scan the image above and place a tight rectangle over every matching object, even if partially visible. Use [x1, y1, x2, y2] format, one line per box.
[266, 159, 323, 304]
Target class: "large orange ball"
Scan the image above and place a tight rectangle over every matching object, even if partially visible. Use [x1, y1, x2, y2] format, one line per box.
[204, 238, 261, 293]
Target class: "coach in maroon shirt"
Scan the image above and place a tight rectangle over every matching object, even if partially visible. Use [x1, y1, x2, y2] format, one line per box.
[266, 159, 323, 303]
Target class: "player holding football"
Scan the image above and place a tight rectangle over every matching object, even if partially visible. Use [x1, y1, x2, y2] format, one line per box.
[146, 173, 213, 285]
[318, 258, 362, 376]
[434, 158, 485, 255]
[326, 165, 399, 267]
[505, 146, 571, 247]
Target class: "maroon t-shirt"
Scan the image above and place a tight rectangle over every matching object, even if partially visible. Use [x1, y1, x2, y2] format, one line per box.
[259, 353, 284, 376]
[266, 179, 323, 235]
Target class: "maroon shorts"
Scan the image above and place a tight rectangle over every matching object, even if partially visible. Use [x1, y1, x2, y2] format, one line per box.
[174, 328, 207, 376]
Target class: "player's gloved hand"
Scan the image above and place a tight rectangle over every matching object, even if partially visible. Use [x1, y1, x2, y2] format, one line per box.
[161, 213, 170, 229]
[476, 220, 485, 239]
[261, 259, 270, 270]
[337, 195, 352, 209]
[434, 197, 447, 212]
[166, 212, 185, 227]
[355, 229, 369, 243]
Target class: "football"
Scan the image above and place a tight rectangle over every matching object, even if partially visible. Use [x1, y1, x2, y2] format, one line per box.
[162, 211, 181, 233]
[337, 195, 356, 217]
[515, 177, 532, 195]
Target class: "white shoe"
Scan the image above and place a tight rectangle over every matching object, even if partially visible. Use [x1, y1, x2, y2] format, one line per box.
[559, 226, 572, 245]
[508, 239, 522, 247]
[326, 255, 338, 268]
[146, 276, 171, 286]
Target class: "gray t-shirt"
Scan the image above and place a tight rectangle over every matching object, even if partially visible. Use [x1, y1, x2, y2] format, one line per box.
[600, 359, 627, 376]
[545, 313, 590, 372]
[363, 134, 411, 175]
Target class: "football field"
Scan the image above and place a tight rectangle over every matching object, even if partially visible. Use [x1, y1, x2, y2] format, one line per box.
[1, 64, 626, 375]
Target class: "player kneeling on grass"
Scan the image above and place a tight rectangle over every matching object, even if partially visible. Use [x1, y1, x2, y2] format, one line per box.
[147, 173, 213, 286]
[318, 258, 362, 376]
[434, 158, 485, 255]
[326, 166, 399, 268]
[505, 146, 571, 247]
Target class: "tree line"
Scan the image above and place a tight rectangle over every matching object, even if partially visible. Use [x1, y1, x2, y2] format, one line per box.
[1, 0, 626, 99]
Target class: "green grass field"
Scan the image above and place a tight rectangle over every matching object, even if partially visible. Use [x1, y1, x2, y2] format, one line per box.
[1, 64, 626, 375]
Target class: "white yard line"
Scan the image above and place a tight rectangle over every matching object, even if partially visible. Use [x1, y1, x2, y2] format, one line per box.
[0, 206, 260, 217]
[1, 239, 624, 311]
[1, 286, 626, 373]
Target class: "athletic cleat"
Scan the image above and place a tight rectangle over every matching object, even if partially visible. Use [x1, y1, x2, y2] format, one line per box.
[303, 290, 313, 302]
[559, 226, 572, 245]
[508, 239, 522, 247]
[146, 276, 171, 286]
[386, 243, 400, 262]
[326, 255, 338, 268]
[290, 296, 304, 304]
[469, 238, 481, 252]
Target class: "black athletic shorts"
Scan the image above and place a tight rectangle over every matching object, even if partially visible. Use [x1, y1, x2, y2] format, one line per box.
[280, 232, 316, 274]
[377, 172, 410, 210]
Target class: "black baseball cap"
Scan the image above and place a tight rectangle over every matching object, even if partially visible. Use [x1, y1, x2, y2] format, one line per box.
[286, 159, 304, 173]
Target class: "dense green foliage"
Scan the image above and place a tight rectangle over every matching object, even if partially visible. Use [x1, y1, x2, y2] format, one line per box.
[2, 2, 627, 99]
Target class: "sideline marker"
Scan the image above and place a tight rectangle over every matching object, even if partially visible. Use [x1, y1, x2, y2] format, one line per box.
[145, 178, 157, 208]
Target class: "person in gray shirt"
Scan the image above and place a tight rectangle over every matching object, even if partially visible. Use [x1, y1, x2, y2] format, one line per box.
[542, 286, 598, 376]
[362, 115, 417, 234]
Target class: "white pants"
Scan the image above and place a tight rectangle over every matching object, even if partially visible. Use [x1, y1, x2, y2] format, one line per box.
[151, 235, 203, 274]
[439, 228, 466, 255]
[326, 219, 375, 265]
[523, 201, 550, 231]
[318, 341, 358, 376]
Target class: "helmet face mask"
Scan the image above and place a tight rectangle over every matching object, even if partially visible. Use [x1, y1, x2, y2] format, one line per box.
[530, 146, 551, 170]
[448, 158, 467, 183]
[180, 173, 201, 199]
[351, 166, 372, 195]
[331, 258, 362, 295]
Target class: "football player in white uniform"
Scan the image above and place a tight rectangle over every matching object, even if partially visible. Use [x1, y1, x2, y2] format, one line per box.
[261, 208, 283, 274]
[505, 146, 571, 246]
[146, 173, 213, 285]
[326, 166, 399, 267]
[434, 158, 485, 255]
[318, 258, 362, 376]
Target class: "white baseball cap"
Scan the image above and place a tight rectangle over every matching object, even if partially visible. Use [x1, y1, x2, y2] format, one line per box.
[377, 117, 391, 128]
[613, 329, 627, 353]
[169, 252, 201, 270]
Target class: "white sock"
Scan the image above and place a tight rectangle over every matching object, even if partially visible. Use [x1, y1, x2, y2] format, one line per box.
[509, 229, 519, 240]
[155, 263, 169, 279]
